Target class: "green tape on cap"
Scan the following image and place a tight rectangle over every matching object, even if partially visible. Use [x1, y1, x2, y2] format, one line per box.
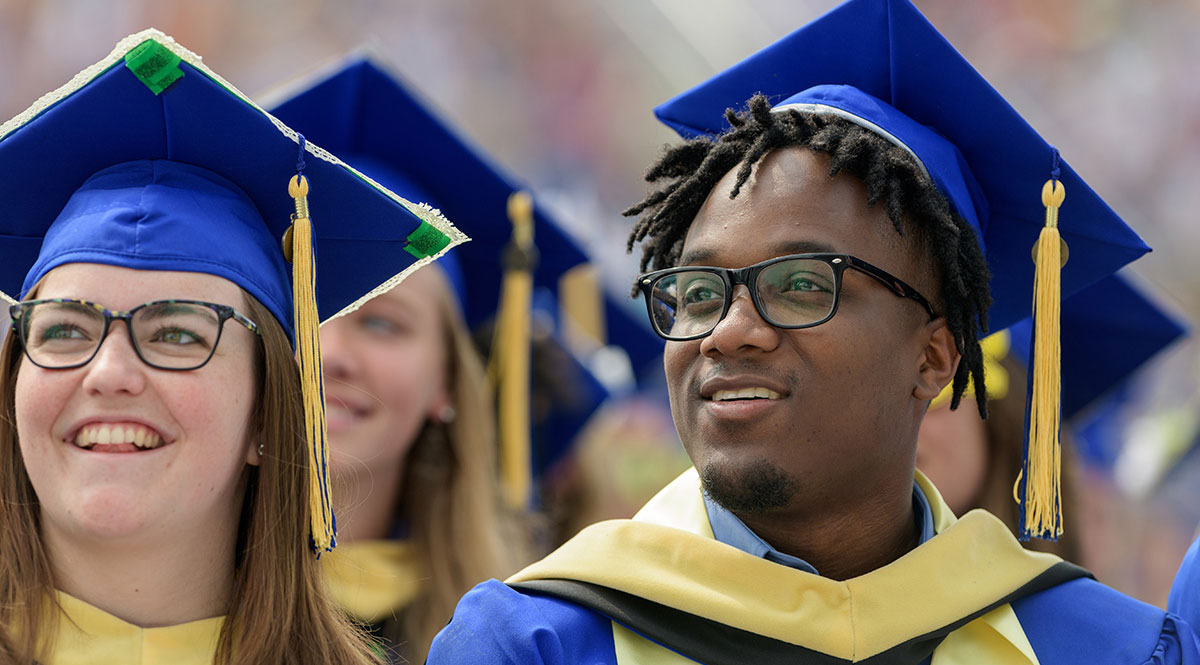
[124, 40, 184, 95]
[404, 220, 451, 260]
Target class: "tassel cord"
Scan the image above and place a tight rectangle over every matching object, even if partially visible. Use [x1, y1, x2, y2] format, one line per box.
[1022, 178, 1066, 539]
[289, 173, 336, 553]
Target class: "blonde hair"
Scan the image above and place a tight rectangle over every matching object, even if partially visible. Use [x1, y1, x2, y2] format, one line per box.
[385, 288, 526, 661]
[0, 290, 380, 665]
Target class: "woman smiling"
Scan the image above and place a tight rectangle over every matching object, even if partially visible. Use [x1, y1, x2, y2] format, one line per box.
[0, 30, 461, 665]
[268, 57, 542, 663]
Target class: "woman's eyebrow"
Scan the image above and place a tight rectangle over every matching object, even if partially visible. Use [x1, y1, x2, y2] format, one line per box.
[139, 302, 220, 324]
[44, 300, 98, 315]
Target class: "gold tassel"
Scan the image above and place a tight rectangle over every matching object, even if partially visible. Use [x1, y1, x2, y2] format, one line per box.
[287, 174, 336, 553]
[560, 264, 607, 356]
[492, 191, 535, 509]
[1022, 178, 1067, 539]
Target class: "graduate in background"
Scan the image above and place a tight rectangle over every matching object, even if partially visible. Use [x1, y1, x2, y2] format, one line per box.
[267, 56, 653, 662]
[429, 0, 1200, 662]
[311, 251, 516, 663]
[917, 274, 1186, 563]
[0, 30, 462, 664]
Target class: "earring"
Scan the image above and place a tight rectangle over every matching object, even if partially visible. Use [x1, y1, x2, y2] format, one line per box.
[257, 442, 265, 457]
[436, 403, 456, 424]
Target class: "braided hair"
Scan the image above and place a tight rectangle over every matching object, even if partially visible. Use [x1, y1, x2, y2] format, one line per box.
[624, 94, 992, 416]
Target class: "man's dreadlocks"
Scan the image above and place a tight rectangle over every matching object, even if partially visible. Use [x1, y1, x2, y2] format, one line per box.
[623, 94, 992, 416]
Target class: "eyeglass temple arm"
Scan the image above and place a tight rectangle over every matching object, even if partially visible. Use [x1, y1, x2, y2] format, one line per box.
[846, 258, 938, 320]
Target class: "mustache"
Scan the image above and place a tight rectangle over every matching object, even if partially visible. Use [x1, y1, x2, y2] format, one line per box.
[693, 361, 796, 393]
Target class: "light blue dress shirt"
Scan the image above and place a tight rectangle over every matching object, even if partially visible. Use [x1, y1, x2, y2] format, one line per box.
[704, 482, 937, 574]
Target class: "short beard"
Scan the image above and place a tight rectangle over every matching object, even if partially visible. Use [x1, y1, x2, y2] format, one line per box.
[700, 458, 798, 515]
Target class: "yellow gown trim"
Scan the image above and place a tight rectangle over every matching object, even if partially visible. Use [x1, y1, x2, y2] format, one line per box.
[322, 539, 423, 623]
[48, 591, 223, 665]
[509, 468, 1054, 663]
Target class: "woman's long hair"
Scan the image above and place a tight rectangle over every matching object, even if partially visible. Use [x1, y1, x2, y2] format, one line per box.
[0, 290, 380, 665]
[383, 290, 525, 661]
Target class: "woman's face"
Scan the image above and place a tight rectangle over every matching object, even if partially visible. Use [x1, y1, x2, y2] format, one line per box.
[15, 263, 260, 543]
[320, 264, 451, 479]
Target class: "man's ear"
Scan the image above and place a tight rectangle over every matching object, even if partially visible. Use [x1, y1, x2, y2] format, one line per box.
[914, 318, 960, 401]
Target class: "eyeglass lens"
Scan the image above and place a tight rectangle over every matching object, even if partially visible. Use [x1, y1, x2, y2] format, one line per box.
[648, 257, 837, 338]
[19, 301, 223, 369]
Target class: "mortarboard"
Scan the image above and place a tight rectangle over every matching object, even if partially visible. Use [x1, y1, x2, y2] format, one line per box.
[1016, 275, 1188, 492]
[648, 0, 1151, 539]
[653, 0, 1147, 333]
[0, 30, 465, 553]
[933, 273, 1187, 420]
[1008, 274, 1187, 421]
[267, 56, 579, 328]
[267, 55, 659, 505]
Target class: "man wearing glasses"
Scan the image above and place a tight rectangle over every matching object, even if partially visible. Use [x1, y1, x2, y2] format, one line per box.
[428, 1, 1200, 663]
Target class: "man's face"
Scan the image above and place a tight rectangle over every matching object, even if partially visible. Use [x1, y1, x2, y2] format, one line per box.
[665, 146, 937, 516]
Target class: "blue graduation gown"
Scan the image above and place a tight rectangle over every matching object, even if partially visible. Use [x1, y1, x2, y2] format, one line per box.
[1170, 535, 1200, 639]
[428, 470, 1200, 665]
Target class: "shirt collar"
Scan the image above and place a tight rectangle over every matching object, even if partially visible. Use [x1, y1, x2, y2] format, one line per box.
[703, 481, 938, 575]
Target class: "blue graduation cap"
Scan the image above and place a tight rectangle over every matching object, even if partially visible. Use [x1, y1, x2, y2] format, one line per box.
[653, 0, 1147, 336]
[649, 0, 1153, 539]
[527, 289, 613, 478]
[268, 56, 661, 367]
[0, 30, 464, 553]
[1009, 274, 1187, 421]
[270, 58, 563, 324]
[934, 273, 1186, 418]
[268, 55, 660, 505]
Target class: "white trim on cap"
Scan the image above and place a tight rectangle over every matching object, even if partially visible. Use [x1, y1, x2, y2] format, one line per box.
[0, 28, 467, 319]
[771, 102, 932, 182]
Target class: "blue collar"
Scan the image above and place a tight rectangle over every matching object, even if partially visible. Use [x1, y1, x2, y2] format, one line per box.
[703, 482, 937, 575]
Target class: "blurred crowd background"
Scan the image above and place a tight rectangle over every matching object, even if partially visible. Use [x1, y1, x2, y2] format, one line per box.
[2, 0, 1199, 607]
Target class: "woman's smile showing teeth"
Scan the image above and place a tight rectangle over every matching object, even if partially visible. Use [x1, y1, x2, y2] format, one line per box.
[71, 423, 165, 452]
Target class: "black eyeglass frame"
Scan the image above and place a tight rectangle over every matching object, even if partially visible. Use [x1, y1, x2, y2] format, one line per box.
[635, 253, 938, 341]
[9, 298, 262, 371]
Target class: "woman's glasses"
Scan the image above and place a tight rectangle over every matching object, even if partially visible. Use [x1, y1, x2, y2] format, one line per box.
[9, 298, 261, 370]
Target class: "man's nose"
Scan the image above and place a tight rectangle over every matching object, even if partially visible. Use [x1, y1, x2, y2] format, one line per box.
[700, 285, 781, 357]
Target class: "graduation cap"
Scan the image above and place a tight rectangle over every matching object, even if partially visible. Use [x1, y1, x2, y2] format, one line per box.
[267, 56, 573, 326]
[650, 0, 1152, 539]
[1008, 274, 1186, 420]
[0, 30, 464, 553]
[1017, 276, 1188, 498]
[527, 289, 614, 479]
[933, 273, 1186, 416]
[267, 55, 659, 506]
